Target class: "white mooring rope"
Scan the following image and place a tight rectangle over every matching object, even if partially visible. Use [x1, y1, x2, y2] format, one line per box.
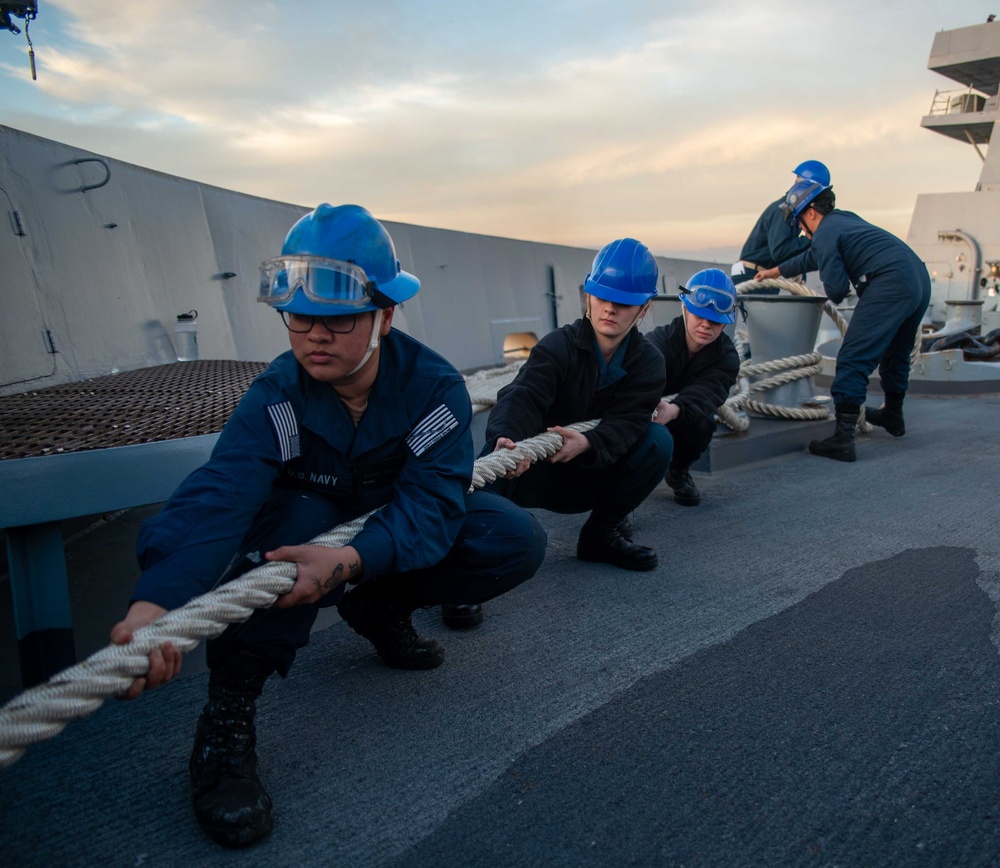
[464, 362, 524, 413]
[8, 278, 920, 768]
[711, 276, 930, 434]
[0, 419, 597, 770]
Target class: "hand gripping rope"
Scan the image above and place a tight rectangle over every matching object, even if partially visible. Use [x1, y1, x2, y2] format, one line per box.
[0, 417, 597, 770]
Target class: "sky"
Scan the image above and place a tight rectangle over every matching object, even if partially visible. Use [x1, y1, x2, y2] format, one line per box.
[0, 1, 993, 262]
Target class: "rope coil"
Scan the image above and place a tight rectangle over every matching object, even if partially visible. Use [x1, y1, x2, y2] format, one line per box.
[712, 276, 916, 433]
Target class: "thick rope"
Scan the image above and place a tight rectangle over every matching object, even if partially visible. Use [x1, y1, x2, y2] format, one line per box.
[719, 279, 835, 427]
[715, 276, 894, 433]
[0, 419, 597, 770]
[464, 362, 524, 413]
[751, 275, 923, 431]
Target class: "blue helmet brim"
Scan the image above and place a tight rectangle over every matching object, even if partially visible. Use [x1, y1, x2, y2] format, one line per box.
[379, 269, 420, 305]
[584, 277, 654, 306]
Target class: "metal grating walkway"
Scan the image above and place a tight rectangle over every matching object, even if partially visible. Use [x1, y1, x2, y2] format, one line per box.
[0, 360, 269, 460]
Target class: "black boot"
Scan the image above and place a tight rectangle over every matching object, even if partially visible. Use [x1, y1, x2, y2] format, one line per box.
[338, 579, 445, 670]
[809, 405, 859, 462]
[615, 516, 634, 541]
[441, 603, 484, 630]
[665, 464, 700, 506]
[576, 513, 658, 571]
[864, 391, 905, 437]
[189, 652, 275, 848]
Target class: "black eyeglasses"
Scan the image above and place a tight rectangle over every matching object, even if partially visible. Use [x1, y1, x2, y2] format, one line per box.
[280, 311, 358, 334]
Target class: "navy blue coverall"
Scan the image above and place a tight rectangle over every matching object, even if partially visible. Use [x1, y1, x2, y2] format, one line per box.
[780, 210, 931, 410]
[734, 198, 812, 290]
[132, 329, 546, 674]
[483, 317, 672, 524]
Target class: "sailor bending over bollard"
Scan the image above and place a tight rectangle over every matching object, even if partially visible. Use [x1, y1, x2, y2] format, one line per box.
[647, 269, 740, 505]
[756, 179, 931, 462]
[440, 238, 672, 631]
[108, 204, 546, 848]
[731, 159, 827, 292]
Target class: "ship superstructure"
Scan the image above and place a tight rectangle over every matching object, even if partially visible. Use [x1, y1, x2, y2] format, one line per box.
[908, 19, 1000, 330]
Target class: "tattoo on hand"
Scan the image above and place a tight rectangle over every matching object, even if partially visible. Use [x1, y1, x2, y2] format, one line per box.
[322, 563, 345, 593]
[348, 560, 361, 580]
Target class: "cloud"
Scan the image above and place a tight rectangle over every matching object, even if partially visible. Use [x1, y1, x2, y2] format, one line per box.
[1, 0, 984, 255]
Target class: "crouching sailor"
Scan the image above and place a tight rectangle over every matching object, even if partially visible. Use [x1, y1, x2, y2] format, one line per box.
[647, 269, 740, 505]
[440, 238, 672, 630]
[109, 204, 546, 848]
[756, 179, 931, 462]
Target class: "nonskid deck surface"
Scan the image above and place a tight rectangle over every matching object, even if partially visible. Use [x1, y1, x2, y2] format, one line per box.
[2, 394, 999, 867]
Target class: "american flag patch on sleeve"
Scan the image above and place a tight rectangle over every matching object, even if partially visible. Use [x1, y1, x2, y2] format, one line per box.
[406, 404, 459, 456]
[266, 401, 301, 462]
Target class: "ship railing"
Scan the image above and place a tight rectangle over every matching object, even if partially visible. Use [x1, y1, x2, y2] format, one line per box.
[927, 86, 988, 116]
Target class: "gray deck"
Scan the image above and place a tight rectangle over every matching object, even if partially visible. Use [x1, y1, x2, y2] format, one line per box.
[2, 393, 1000, 866]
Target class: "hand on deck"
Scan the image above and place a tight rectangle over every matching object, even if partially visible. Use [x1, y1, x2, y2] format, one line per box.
[546, 426, 591, 463]
[266, 544, 362, 608]
[494, 436, 532, 479]
[110, 601, 181, 699]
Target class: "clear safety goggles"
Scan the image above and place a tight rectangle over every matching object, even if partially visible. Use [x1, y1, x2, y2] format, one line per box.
[258, 255, 377, 308]
[679, 285, 736, 315]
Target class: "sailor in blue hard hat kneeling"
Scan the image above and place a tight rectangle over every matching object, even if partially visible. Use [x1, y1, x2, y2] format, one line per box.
[441, 238, 672, 630]
[108, 204, 546, 848]
[646, 269, 740, 505]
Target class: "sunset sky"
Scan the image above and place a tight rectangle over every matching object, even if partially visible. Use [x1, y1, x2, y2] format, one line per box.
[0, 1, 990, 261]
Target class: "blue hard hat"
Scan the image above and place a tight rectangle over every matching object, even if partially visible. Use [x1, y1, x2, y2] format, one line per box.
[583, 238, 659, 306]
[680, 269, 738, 324]
[258, 204, 420, 316]
[792, 159, 830, 187]
[780, 178, 831, 224]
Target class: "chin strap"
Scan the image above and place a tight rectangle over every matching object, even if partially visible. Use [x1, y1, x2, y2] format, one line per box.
[345, 308, 384, 376]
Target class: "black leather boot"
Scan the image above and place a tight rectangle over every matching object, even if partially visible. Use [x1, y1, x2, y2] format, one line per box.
[665, 464, 700, 506]
[576, 513, 658, 571]
[864, 391, 905, 437]
[338, 579, 445, 669]
[809, 405, 859, 462]
[189, 652, 275, 848]
[615, 516, 634, 541]
[441, 603, 484, 630]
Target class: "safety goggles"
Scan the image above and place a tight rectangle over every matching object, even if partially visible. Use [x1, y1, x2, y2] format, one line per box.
[258, 255, 377, 308]
[678, 284, 737, 315]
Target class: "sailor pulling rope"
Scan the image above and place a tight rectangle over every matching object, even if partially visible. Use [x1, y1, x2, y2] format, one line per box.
[0, 420, 596, 771]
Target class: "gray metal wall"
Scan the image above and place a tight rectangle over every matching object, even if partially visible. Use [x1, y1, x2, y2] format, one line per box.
[906, 190, 1000, 322]
[0, 125, 721, 396]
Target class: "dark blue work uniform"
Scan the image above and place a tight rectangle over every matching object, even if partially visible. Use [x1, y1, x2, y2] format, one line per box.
[133, 329, 546, 674]
[734, 198, 812, 291]
[483, 317, 672, 523]
[784, 210, 931, 409]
